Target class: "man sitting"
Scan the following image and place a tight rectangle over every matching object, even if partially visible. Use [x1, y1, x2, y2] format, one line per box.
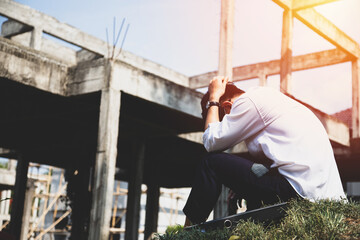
[183, 76, 346, 226]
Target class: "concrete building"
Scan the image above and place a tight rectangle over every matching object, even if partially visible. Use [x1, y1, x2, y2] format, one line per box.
[0, 0, 359, 239]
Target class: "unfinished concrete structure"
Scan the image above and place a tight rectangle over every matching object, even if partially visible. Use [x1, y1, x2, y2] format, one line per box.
[0, 0, 359, 239]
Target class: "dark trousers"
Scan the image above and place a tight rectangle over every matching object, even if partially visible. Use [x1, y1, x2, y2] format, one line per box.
[183, 152, 299, 224]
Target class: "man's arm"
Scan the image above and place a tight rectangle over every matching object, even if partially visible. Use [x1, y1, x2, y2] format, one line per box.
[204, 76, 228, 130]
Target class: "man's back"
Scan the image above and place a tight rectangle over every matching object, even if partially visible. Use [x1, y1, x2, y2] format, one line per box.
[204, 87, 346, 201]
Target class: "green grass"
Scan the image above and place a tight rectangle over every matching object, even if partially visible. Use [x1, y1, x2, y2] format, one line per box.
[153, 199, 360, 240]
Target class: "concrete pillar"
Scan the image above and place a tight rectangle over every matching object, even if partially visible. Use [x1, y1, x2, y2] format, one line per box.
[125, 140, 145, 240]
[214, 0, 235, 219]
[280, 9, 293, 93]
[20, 179, 36, 240]
[89, 61, 121, 240]
[70, 165, 91, 240]
[9, 156, 29, 239]
[258, 72, 267, 86]
[30, 27, 42, 50]
[352, 59, 360, 139]
[214, 187, 229, 219]
[218, 0, 235, 80]
[351, 59, 360, 152]
[144, 184, 160, 240]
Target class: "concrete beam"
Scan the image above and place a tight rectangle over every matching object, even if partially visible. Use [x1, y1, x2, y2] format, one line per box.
[0, 168, 15, 187]
[292, 0, 339, 10]
[0, 0, 190, 87]
[273, 0, 360, 58]
[68, 59, 202, 118]
[9, 32, 77, 65]
[178, 131, 249, 154]
[0, 38, 68, 95]
[1, 20, 32, 38]
[189, 48, 351, 89]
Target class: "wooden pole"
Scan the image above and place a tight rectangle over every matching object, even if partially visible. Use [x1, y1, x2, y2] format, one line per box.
[89, 60, 121, 240]
[9, 156, 29, 240]
[280, 9, 294, 93]
[34, 209, 72, 240]
[125, 140, 145, 240]
[144, 184, 160, 240]
[218, 0, 235, 79]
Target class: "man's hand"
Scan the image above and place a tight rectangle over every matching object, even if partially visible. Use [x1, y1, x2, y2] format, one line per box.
[204, 76, 229, 130]
[208, 76, 229, 101]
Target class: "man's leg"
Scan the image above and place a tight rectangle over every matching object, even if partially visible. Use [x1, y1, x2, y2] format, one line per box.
[183, 152, 298, 224]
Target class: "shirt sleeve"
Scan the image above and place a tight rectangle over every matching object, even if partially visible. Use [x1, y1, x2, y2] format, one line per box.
[203, 96, 265, 152]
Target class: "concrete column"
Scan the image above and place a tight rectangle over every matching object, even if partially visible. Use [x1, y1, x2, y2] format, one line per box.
[20, 179, 36, 240]
[214, 186, 231, 219]
[352, 59, 360, 139]
[70, 165, 92, 240]
[258, 72, 267, 86]
[351, 59, 360, 152]
[9, 156, 29, 239]
[89, 61, 121, 240]
[218, 0, 235, 80]
[144, 184, 160, 240]
[125, 140, 145, 240]
[280, 9, 293, 93]
[30, 27, 42, 50]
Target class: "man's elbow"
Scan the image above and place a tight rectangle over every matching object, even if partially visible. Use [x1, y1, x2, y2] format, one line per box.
[203, 140, 217, 152]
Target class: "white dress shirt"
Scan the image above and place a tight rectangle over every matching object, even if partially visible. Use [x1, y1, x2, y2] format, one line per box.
[203, 87, 346, 201]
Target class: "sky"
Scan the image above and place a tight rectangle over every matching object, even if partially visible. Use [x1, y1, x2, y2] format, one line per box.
[4, 0, 360, 114]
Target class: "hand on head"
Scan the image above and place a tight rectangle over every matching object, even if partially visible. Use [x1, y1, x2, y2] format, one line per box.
[208, 76, 229, 102]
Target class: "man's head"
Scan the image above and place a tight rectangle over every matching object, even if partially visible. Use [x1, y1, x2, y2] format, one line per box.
[201, 83, 244, 121]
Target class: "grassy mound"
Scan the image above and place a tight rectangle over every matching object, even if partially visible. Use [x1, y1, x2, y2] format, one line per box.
[154, 199, 360, 240]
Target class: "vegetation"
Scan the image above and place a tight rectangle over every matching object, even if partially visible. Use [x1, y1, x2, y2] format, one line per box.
[153, 199, 360, 240]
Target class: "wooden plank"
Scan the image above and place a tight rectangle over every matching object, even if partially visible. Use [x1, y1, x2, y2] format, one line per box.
[125, 140, 145, 240]
[189, 48, 351, 89]
[89, 62, 121, 240]
[218, 0, 235, 79]
[352, 59, 360, 138]
[292, 0, 339, 10]
[280, 9, 293, 93]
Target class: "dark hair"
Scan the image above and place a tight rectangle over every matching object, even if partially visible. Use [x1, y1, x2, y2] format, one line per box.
[220, 83, 245, 103]
[200, 83, 244, 122]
